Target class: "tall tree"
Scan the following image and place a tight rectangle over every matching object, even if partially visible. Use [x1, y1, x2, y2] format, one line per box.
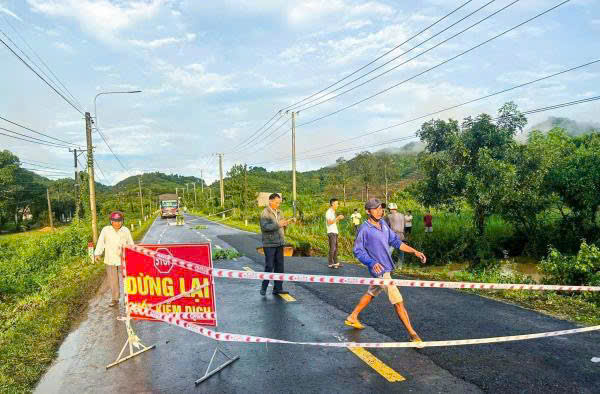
[416, 102, 527, 236]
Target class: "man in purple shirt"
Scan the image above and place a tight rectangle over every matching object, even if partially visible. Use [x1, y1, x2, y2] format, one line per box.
[345, 198, 427, 343]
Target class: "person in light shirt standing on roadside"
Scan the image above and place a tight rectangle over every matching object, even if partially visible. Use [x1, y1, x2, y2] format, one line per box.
[94, 211, 134, 307]
[326, 198, 345, 269]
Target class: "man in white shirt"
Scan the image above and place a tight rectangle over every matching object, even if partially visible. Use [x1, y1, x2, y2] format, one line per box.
[94, 211, 134, 307]
[350, 208, 362, 232]
[326, 198, 344, 268]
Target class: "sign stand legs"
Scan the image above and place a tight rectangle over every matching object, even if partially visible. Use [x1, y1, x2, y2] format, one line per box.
[195, 344, 239, 385]
[106, 314, 155, 369]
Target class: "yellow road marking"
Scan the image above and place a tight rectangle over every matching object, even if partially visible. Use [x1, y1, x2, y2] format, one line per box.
[243, 267, 254, 272]
[347, 347, 405, 382]
[278, 293, 296, 302]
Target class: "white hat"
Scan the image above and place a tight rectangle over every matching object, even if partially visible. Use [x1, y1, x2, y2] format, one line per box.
[387, 203, 398, 210]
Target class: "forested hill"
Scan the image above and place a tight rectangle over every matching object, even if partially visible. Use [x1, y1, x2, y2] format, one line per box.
[114, 172, 205, 190]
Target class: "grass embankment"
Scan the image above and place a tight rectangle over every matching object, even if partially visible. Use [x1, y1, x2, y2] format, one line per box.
[190, 207, 600, 326]
[0, 215, 155, 394]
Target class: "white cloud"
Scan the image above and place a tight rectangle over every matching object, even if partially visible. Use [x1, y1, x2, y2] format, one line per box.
[0, 5, 22, 21]
[279, 43, 317, 64]
[288, 0, 393, 26]
[54, 119, 81, 128]
[222, 127, 239, 140]
[223, 106, 247, 117]
[157, 62, 235, 94]
[93, 65, 113, 72]
[344, 19, 372, 30]
[365, 103, 397, 114]
[128, 32, 196, 49]
[53, 41, 74, 53]
[27, 0, 163, 43]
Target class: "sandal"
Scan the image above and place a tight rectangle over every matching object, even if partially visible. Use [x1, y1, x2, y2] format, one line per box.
[344, 319, 365, 330]
[410, 336, 425, 348]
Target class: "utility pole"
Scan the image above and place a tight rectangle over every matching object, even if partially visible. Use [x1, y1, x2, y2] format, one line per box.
[218, 153, 225, 209]
[193, 182, 197, 207]
[46, 188, 54, 229]
[291, 111, 297, 216]
[200, 170, 204, 193]
[138, 177, 144, 218]
[69, 148, 80, 220]
[85, 112, 98, 243]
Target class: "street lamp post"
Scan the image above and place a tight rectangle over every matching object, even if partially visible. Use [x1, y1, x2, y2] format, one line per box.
[88, 90, 141, 241]
[94, 90, 142, 129]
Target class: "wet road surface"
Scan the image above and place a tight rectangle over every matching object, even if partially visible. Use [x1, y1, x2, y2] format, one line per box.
[36, 213, 600, 393]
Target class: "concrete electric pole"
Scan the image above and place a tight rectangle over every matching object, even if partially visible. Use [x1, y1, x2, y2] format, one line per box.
[85, 112, 98, 243]
[218, 153, 225, 208]
[138, 176, 144, 218]
[46, 188, 54, 229]
[291, 111, 297, 216]
[69, 148, 80, 220]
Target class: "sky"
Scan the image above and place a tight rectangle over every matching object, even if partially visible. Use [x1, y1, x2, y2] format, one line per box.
[0, 0, 599, 185]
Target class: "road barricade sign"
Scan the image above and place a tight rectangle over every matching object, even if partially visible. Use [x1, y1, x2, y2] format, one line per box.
[123, 243, 216, 326]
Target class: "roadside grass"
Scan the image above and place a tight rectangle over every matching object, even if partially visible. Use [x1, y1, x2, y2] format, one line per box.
[0, 215, 155, 394]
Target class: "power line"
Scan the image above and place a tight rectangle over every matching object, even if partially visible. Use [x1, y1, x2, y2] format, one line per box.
[226, 111, 283, 154]
[249, 95, 600, 166]
[0, 126, 72, 148]
[0, 31, 83, 115]
[290, 59, 600, 157]
[237, 1, 479, 157]
[280, 0, 476, 112]
[0, 15, 83, 111]
[20, 161, 71, 171]
[94, 125, 129, 173]
[297, 0, 570, 128]
[291, 0, 501, 112]
[0, 115, 83, 147]
[230, 115, 291, 157]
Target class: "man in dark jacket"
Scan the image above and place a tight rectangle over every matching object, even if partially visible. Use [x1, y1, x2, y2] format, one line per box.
[259, 193, 294, 296]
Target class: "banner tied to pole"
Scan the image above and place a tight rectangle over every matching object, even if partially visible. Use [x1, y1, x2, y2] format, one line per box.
[123, 243, 217, 326]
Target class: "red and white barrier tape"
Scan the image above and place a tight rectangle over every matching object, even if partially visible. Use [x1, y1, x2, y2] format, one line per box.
[126, 245, 600, 292]
[130, 304, 600, 348]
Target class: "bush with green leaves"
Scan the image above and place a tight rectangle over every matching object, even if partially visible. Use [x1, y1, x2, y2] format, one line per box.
[212, 247, 241, 260]
[540, 241, 600, 287]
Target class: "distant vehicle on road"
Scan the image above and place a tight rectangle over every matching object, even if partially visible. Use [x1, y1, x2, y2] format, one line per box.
[159, 193, 179, 219]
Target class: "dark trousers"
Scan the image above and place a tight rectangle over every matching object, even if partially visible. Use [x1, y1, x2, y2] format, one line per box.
[262, 246, 284, 291]
[328, 233, 338, 266]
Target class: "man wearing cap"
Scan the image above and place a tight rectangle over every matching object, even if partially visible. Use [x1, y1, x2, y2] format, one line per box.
[345, 198, 426, 343]
[94, 211, 134, 307]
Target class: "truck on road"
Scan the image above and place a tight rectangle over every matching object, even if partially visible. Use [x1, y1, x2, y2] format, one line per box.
[159, 193, 179, 219]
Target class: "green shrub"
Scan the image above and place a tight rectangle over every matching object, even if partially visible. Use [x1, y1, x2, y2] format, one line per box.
[540, 241, 600, 287]
[212, 247, 241, 260]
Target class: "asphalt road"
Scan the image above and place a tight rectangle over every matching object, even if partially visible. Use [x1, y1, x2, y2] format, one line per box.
[36, 213, 600, 393]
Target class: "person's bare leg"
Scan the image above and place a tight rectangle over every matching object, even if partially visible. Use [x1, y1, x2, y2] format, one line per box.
[347, 293, 373, 323]
[394, 302, 421, 341]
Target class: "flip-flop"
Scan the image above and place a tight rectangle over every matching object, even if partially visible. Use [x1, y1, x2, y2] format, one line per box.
[410, 337, 425, 348]
[344, 319, 365, 329]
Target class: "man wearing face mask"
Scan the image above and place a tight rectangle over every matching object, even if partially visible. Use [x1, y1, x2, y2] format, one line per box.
[345, 198, 427, 344]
